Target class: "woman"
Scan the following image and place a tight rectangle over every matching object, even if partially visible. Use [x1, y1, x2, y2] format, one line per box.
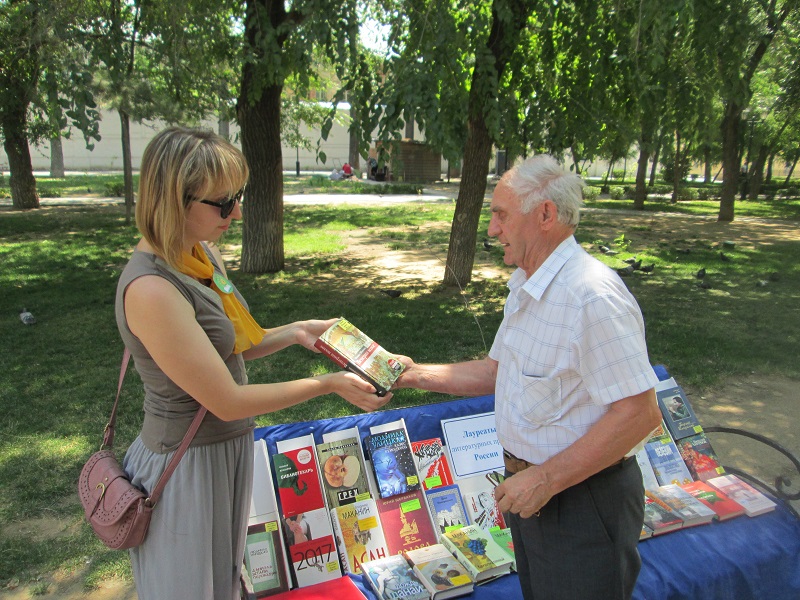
[116, 127, 388, 599]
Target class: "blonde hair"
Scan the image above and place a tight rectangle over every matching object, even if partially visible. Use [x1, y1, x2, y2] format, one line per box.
[136, 127, 249, 269]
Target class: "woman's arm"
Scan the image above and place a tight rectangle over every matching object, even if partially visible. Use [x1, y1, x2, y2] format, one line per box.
[124, 276, 388, 420]
[241, 319, 337, 361]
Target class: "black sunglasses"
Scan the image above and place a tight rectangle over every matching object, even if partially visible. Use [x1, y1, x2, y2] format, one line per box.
[191, 186, 245, 218]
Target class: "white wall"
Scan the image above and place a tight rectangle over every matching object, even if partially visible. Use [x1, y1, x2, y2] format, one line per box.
[0, 107, 363, 173]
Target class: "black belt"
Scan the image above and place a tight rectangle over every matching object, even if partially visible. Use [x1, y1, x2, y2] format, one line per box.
[502, 448, 631, 475]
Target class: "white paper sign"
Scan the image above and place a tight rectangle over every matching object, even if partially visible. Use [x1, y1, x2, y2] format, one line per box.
[440, 412, 504, 478]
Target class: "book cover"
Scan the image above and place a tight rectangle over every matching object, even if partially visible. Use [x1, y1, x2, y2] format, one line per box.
[376, 489, 438, 555]
[244, 521, 291, 597]
[656, 385, 703, 441]
[640, 523, 654, 540]
[643, 494, 684, 535]
[675, 432, 726, 482]
[488, 528, 515, 571]
[404, 543, 474, 599]
[366, 428, 421, 499]
[361, 554, 429, 600]
[424, 484, 470, 533]
[315, 317, 405, 396]
[268, 574, 366, 600]
[411, 437, 455, 490]
[648, 485, 716, 528]
[645, 432, 693, 486]
[680, 480, 745, 521]
[462, 486, 506, 531]
[331, 497, 391, 575]
[273, 446, 326, 518]
[706, 474, 777, 517]
[440, 412, 505, 479]
[438, 524, 513, 584]
[316, 436, 371, 508]
[285, 532, 341, 588]
[634, 447, 660, 492]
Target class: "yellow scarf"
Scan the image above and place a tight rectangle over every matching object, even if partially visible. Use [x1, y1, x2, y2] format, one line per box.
[178, 243, 264, 354]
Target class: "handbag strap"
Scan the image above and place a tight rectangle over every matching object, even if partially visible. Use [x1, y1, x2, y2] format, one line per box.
[103, 348, 208, 508]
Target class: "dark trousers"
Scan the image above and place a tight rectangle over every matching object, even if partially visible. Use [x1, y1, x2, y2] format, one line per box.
[506, 458, 644, 600]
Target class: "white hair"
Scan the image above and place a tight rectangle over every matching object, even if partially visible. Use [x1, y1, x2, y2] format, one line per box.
[502, 154, 585, 226]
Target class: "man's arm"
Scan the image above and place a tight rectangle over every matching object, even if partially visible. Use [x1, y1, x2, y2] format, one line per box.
[393, 356, 498, 397]
[494, 387, 661, 518]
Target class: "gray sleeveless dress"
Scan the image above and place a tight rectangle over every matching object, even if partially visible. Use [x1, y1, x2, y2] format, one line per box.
[116, 248, 256, 600]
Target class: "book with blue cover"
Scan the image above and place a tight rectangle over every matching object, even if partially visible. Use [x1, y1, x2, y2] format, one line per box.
[645, 425, 693, 486]
[424, 484, 470, 534]
[366, 427, 421, 499]
[656, 385, 703, 441]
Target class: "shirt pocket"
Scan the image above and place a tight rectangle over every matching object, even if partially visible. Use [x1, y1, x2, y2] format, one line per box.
[519, 375, 563, 425]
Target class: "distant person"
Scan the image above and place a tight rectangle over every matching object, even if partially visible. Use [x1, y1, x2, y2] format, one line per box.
[116, 126, 388, 600]
[396, 154, 661, 600]
[342, 162, 353, 178]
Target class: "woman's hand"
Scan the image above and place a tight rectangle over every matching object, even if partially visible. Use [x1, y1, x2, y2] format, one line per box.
[327, 372, 393, 412]
[295, 318, 339, 352]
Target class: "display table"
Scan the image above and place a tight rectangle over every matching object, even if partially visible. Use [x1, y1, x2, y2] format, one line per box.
[254, 373, 800, 600]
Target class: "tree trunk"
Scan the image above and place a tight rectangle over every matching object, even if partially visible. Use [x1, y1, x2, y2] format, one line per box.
[120, 110, 135, 223]
[2, 105, 39, 210]
[649, 135, 661, 187]
[571, 147, 582, 175]
[633, 123, 652, 210]
[748, 144, 768, 200]
[785, 157, 798, 184]
[671, 131, 681, 203]
[443, 114, 492, 287]
[239, 82, 285, 273]
[765, 153, 774, 184]
[349, 105, 360, 170]
[718, 101, 741, 222]
[50, 136, 65, 178]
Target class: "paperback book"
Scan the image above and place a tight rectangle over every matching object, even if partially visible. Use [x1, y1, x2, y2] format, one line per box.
[648, 485, 716, 528]
[361, 554, 429, 600]
[376, 489, 438, 555]
[284, 532, 342, 589]
[244, 522, 291, 597]
[404, 543, 475, 600]
[634, 447, 660, 492]
[462, 484, 506, 531]
[411, 437, 455, 490]
[424, 484, 470, 533]
[315, 435, 370, 508]
[640, 523, 655, 540]
[675, 432, 726, 482]
[366, 427, 421, 499]
[488, 527, 515, 571]
[680, 480, 745, 521]
[643, 494, 684, 535]
[645, 427, 693, 486]
[315, 317, 405, 396]
[707, 474, 777, 517]
[656, 385, 703, 441]
[272, 444, 326, 518]
[331, 497, 391, 575]
[438, 524, 513, 584]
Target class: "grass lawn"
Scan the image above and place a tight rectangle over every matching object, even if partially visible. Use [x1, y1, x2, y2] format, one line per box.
[0, 188, 798, 594]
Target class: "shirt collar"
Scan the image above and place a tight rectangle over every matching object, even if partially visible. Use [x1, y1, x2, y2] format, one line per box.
[508, 236, 578, 301]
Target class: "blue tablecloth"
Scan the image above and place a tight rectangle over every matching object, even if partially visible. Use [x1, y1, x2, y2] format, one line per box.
[255, 365, 800, 599]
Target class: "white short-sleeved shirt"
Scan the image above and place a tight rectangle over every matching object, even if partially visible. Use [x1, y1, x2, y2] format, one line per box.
[489, 236, 658, 465]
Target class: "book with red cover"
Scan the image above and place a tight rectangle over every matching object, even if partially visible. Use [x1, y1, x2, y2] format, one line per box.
[681, 480, 745, 521]
[410, 438, 454, 491]
[675, 432, 726, 482]
[273, 446, 326, 518]
[376, 489, 438, 556]
[269, 574, 367, 599]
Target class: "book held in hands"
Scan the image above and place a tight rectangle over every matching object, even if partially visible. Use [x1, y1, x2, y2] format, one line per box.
[315, 317, 404, 396]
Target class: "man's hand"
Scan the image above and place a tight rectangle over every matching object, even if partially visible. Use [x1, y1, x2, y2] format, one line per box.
[494, 467, 555, 519]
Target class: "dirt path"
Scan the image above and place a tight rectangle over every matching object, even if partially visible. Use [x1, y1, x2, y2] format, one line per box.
[3, 207, 797, 600]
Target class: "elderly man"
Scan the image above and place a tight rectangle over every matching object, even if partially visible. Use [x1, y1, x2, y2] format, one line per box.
[396, 155, 662, 600]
